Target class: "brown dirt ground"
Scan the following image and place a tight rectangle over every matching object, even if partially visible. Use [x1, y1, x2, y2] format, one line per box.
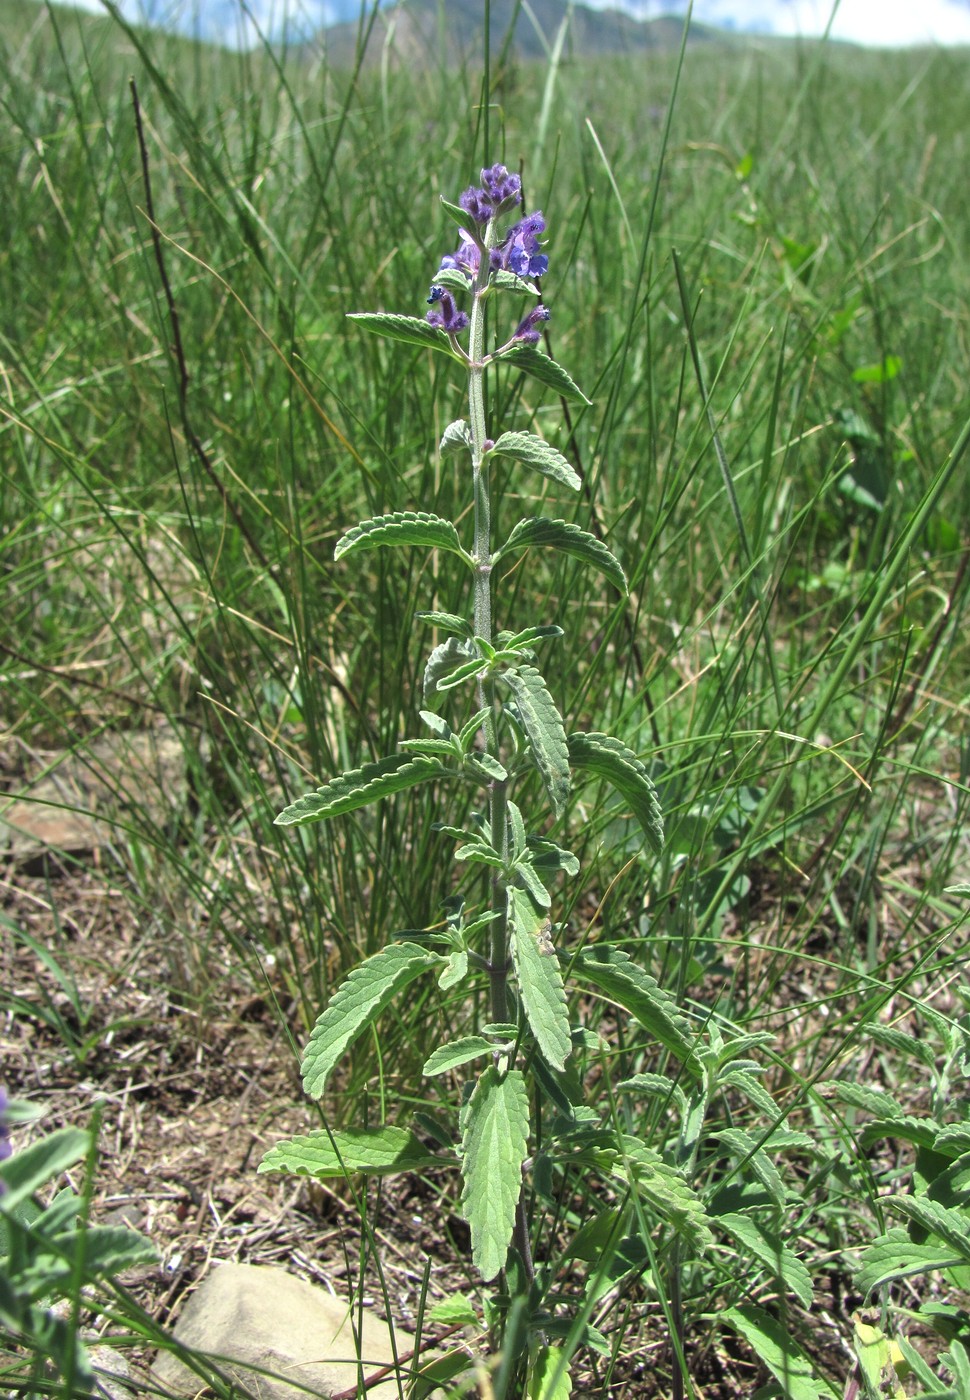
[0, 851, 761, 1398]
[2, 815, 966, 1397]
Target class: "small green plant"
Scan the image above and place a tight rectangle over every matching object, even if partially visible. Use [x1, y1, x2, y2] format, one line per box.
[259, 164, 673, 1392]
[258, 164, 824, 1396]
[833, 997, 970, 1397]
[0, 1092, 158, 1395]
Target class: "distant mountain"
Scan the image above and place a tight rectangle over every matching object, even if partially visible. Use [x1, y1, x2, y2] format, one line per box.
[311, 0, 726, 66]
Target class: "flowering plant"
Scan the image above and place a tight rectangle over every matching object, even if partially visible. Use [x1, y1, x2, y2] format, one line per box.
[262, 164, 701, 1394]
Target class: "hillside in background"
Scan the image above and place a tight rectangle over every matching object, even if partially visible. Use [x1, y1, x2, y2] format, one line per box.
[10, 0, 731, 63]
[314, 0, 728, 66]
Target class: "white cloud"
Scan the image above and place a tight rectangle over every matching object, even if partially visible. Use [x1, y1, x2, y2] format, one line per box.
[769, 0, 970, 44]
[602, 0, 970, 45]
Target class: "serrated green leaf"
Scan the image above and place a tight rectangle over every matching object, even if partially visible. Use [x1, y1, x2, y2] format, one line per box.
[509, 888, 571, 1072]
[427, 1295, 480, 1328]
[0, 1129, 89, 1210]
[507, 800, 527, 860]
[529, 1346, 572, 1400]
[943, 1340, 970, 1390]
[490, 343, 591, 404]
[482, 1022, 521, 1038]
[515, 856, 552, 909]
[924, 1151, 970, 1208]
[866, 1024, 938, 1067]
[47, 1225, 159, 1275]
[424, 637, 475, 704]
[860, 1116, 942, 1151]
[455, 840, 505, 869]
[347, 312, 464, 361]
[258, 1125, 443, 1178]
[492, 269, 543, 295]
[499, 518, 626, 593]
[488, 432, 582, 492]
[466, 752, 509, 783]
[716, 1129, 787, 1208]
[882, 1195, 970, 1264]
[418, 709, 454, 740]
[433, 822, 475, 841]
[434, 268, 473, 295]
[460, 1067, 529, 1281]
[416, 611, 473, 639]
[501, 625, 565, 649]
[933, 1126, 970, 1159]
[335, 510, 469, 563]
[436, 657, 487, 691]
[439, 419, 473, 455]
[503, 665, 570, 817]
[276, 753, 446, 827]
[617, 1073, 688, 1115]
[858, 1228, 964, 1296]
[612, 1138, 713, 1248]
[717, 1212, 813, 1308]
[720, 1069, 786, 1123]
[439, 195, 472, 229]
[424, 1037, 496, 1076]
[567, 732, 664, 855]
[722, 1305, 838, 1400]
[819, 1082, 906, 1118]
[529, 837, 580, 879]
[301, 943, 442, 1097]
[438, 949, 468, 991]
[572, 945, 694, 1065]
[458, 707, 490, 750]
[400, 738, 457, 758]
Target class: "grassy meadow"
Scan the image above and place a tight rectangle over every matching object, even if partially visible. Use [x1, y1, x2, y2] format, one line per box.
[1, 0, 969, 1394]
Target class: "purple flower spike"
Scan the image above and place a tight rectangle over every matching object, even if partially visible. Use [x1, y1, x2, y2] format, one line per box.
[459, 186, 493, 225]
[480, 163, 522, 213]
[514, 304, 551, 345]
[427, 289, 469, 335]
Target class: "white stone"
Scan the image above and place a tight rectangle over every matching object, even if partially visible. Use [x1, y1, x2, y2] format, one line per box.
[152, 1262, 417, 1400]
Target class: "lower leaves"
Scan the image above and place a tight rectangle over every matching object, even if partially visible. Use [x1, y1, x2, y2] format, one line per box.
[460, 1066, 530, 1283]
[258, 1125, 445, 1178]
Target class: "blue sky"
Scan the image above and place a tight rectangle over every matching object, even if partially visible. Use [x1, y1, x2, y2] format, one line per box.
[61, 0, 970, 49]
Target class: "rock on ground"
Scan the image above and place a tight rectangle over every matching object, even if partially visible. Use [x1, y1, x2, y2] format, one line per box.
[151, 1262, 421, 1400]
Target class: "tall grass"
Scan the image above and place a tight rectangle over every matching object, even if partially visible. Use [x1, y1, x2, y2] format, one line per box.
[2, 0, 969, 1392]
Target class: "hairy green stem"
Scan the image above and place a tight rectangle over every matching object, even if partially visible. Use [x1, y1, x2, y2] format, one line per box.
[467, 215, 533, 1296]
[468, 219, 510, 1030]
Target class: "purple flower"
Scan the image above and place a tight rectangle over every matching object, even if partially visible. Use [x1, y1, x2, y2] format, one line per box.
[459, 186, 493, 225]
[439, 230, 481, 278]
[426, 287, 469, 335]
[503, 213, 548, 279]
[480, 163, 522, 213]
[514, 304, 551, 345]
